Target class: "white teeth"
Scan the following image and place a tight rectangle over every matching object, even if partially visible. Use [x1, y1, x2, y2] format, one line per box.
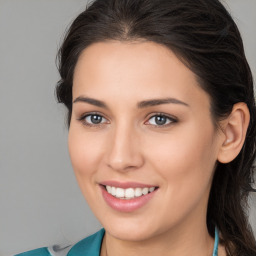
[149, 187, 155, 193]
[142, 188, 149, 195]
[116, 188, 125, 198]
[125, 188, 135, 198]
[106, 185, 112, 193]
[105, 186, 157, 199]
[111, 186, 116, 196]
[135, 188, 142, 197]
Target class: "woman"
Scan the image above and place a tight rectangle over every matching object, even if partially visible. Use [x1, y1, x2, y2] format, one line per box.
[17, 0, 256, 255]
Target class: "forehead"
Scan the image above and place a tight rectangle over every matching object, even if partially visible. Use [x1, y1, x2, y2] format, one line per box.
[73, 40, 210, 110]
[74, 40, 188, 84]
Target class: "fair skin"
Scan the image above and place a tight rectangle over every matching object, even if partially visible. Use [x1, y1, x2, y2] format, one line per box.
[68, 41, 249, 256]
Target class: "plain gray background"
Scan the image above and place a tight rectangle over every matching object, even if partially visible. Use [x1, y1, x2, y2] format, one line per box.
[0, 0, 255, 255]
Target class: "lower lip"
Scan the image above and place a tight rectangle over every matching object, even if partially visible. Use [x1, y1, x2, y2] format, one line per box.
[100, 186, 158, 212]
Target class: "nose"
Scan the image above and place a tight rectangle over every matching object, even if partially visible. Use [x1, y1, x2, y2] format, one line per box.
[106, 124, 144, 172]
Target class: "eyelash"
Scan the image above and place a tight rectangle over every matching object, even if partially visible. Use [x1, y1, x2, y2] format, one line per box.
[77, 112, 109, 127]
[77, 112, 177, 128]
[146, 113, 177, 127]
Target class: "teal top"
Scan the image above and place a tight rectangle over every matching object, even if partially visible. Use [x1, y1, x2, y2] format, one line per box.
[15, 227, 219, 256]
[15, 229, 105, 256]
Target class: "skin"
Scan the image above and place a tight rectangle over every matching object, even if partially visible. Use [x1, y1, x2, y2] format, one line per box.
[68, 41, 232, 256]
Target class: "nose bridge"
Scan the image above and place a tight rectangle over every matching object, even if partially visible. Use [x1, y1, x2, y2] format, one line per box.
[107, 119, 143, 171]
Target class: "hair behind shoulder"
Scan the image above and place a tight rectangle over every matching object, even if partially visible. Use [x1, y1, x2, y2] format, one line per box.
[56, 0, 256, 255]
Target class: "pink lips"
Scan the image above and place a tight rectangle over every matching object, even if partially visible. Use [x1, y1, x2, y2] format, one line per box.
[99, 181, 158, 212]
[101, 180, 156, 189]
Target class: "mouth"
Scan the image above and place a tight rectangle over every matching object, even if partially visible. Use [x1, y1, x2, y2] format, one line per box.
[100, 184, 159, 200]
[99, 182, 159, 212]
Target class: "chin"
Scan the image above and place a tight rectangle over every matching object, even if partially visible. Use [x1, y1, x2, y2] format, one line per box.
[101, 216, 163, 242]
[109, 227, 155, 242]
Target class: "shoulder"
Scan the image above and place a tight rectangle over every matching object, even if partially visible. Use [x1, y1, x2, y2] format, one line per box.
[14, 229, 105, 256]
[14, 247, 51, 256]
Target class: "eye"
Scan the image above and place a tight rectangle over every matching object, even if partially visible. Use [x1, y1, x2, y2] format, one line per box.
[78, 113, 109, 126]
[85, 114, 104, 124]
[146, 114, 177, 126]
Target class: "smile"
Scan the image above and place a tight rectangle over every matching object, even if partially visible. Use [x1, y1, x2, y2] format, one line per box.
[105, 186, 157, 199]
[100, 182, 159, 212]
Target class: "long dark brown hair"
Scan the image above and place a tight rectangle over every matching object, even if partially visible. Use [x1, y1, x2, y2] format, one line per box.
[56, 0, 256, 255]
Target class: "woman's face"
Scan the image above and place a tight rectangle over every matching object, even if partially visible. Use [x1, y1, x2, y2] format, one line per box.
[69, 41, 224, 241]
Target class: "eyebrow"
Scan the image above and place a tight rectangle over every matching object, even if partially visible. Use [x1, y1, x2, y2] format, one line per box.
[73, 96, 108, 109]
[73, 96, 189, 109]
[137, 98, 189, 108]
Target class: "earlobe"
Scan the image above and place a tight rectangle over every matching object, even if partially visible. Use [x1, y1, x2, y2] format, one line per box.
[217, 103, 250, 164]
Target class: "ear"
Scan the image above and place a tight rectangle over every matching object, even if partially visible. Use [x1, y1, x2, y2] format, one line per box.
[217, 102, 250, 164]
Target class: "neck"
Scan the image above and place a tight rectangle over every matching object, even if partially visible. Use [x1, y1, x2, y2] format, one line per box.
[101, 219, 215, 256]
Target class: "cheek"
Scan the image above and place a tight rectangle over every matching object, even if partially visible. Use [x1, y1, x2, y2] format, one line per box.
[146, 122, 218, 198]
[140, 125, 219, 227]
[68, 125, 106, 190]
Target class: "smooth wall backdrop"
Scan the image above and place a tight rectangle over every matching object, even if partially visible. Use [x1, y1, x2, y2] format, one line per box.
[0, 0, 255, 255]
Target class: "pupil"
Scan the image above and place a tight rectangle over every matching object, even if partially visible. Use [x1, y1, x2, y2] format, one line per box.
[155, 116, 166, 125]
[91, 115, 102, 124]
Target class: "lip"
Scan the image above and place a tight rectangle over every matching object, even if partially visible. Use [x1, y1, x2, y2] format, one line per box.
[99, 182, 159, 212]
[100, 180, 158, 189]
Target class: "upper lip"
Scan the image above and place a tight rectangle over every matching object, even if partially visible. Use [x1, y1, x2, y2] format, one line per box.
[100, 181, 158, 189]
